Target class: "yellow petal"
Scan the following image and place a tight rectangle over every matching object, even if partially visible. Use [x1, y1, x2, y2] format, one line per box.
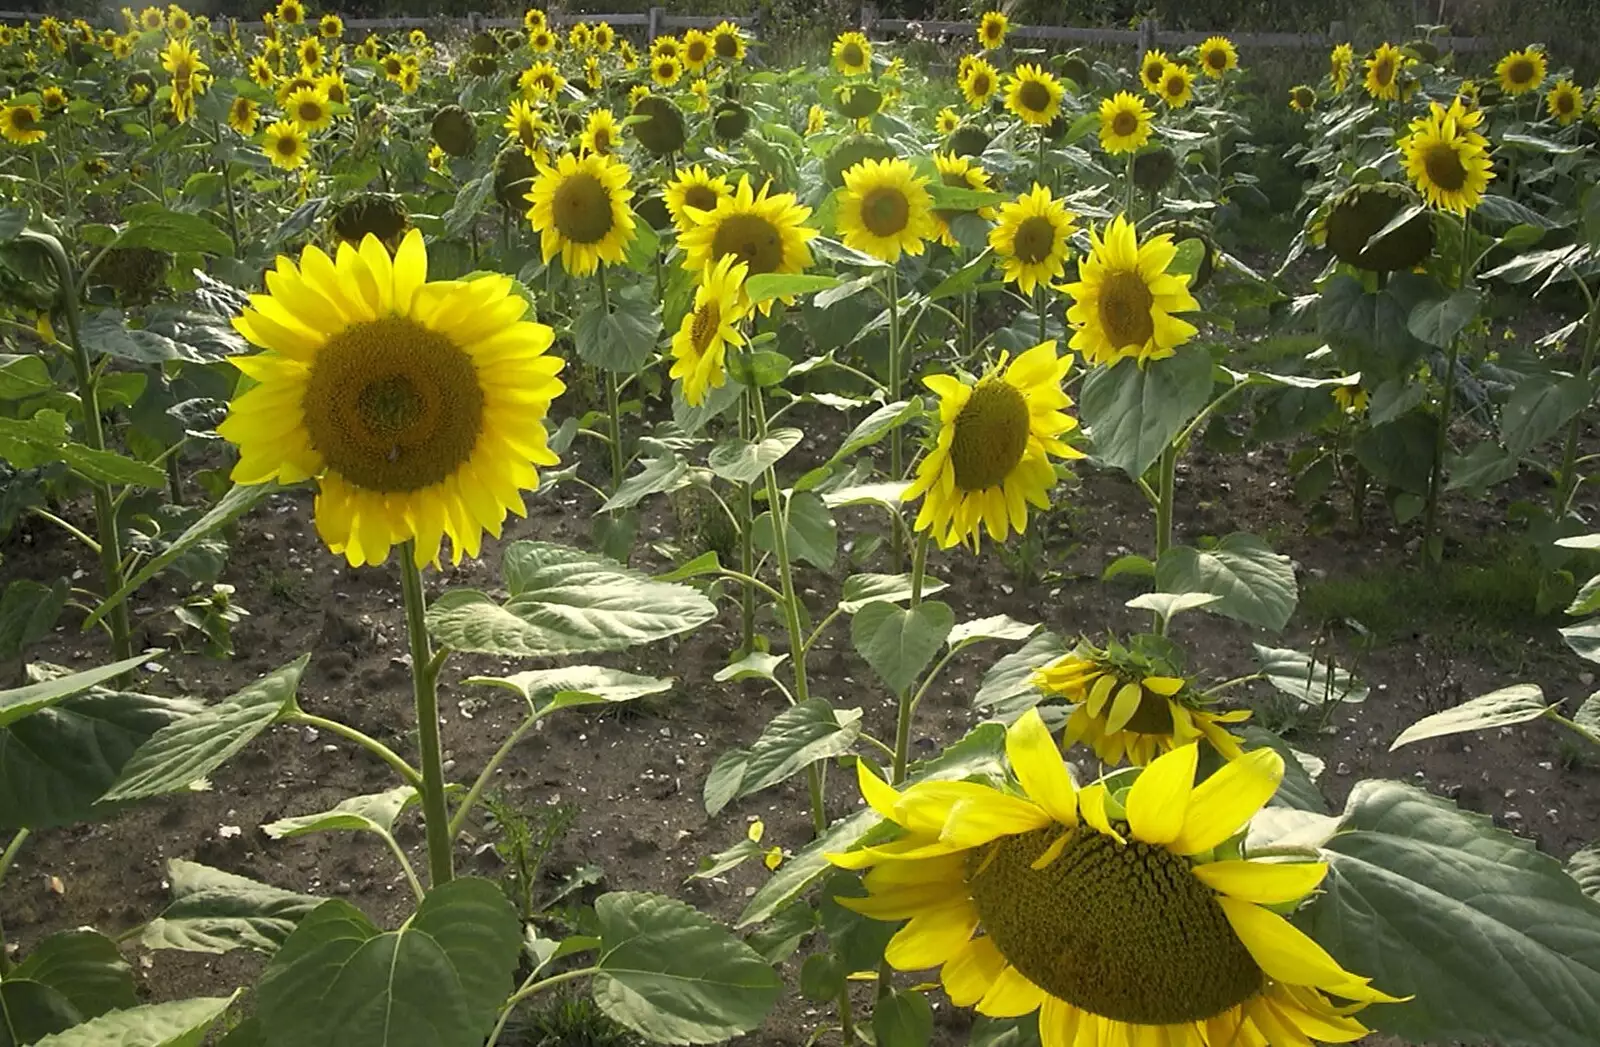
[976, 964, 1046, 1018]
[1103, 682, 1145, 735]
[884, 900, 978, 970]
[1005, 708, 1077, 827]
[1036, 994, 1081, 1047]
[1124, 743, 1197, 845]
[1143, 675, 1184, 696]
[1171, 747, 1283, 855]
[940, 794, 1052, 849]
[1086, 673, 1117, 717]
[855, 758, 901, 820]
[392, 227, 427, 314]
[1191, 860, 1328, 905]
[941, 936, 1006, 1007]
[1218, 896, 1391, 1000]
[1075, 783, 1123, 843]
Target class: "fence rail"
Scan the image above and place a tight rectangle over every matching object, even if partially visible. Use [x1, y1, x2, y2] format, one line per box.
[0, 8, 757, 39]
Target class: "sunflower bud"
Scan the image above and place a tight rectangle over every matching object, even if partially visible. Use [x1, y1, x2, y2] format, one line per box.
[430, 104, 476, 157]
[630, 94, 685, 155]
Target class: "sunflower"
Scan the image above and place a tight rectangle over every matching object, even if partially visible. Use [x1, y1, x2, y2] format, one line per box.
[902, 342, 1081, 550]
[354, 35, 379, 60]
[297, 35, 323, 70]
[1035, 642, 1249, 766]
[1333, 385, 1369, 414]
[1098, 91, 1153, 155]
[525, 151, 637, 277]
[505, 97, 547, 151]
[275, 0, 303, 25]
[935, 106, 961, 135]
[961, 57, 999, 108]
[1063, 215, 1199, 368]
[1330, 42, 1353, 90]
[568, 22, 591, 50]
[261, 118, 309, 170]
[248, 55, 275, 86]
[1496, 47, 1546, 96]
[0, 104, 45, 146]
[651, 54, 683, 87]
[39, 85, 67, 111]
[832, 31, 871, 76]
[1364, 43, 1404, 100]
[1197, 36, 1237, 79]
[619, 39, 639, 69]
[1288, 85, 1316, 111]
[524, 8, 546, 31]
[711, 21, 745, 63]
[826, 712, 1400, 1047]
[978, 10, 1008, 50]
[139, 5, 164, 30]
[398, 66, 420, 94]
[528, 27, 555, 53]
[1140, 49, 1169, 93]
[1157, 62, 1194, 108]
[284, 86, 332, 132]
[227, 95, 259, 136]
[166, 5, 191, 34]
[219, 230, 563, 570]
[521, 60, 565, 99]
[670, 254, 749, 406]
[263, 38, 287, 71]
[409, 29, 427, 48]
[682, 29, 712, 72]
[988, 183, 1075, 296]
[276, 73, 318, 106]
[592, 22, 615, 52]
[651, 35, 680, 61]
[160, 36, 205, 82]
[835, 157, 938, 263]
[580, 107, 620, 155]
[1547, 78, 1584, 125]
[319, 73, 348, 107]
[1399, 98, 1495, 215]
[806, 103, 826, 134]
[112, 33, 135, 60]
[664, 164, 733, 232]
[932, 152, 997, 248]
[678, 175, 818, 313]
[1005, 64, 1064, 126]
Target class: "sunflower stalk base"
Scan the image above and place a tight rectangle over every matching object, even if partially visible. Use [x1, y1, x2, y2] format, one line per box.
[400, 544, 455, 888]
[1554, 274, 1600, 518]
[1422, 214, 1472, 564]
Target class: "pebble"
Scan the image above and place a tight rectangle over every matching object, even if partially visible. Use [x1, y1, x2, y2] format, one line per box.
[1334, 762, 1351, 776]
[302, 727, 320, 743]
[442, 759, 456, 772]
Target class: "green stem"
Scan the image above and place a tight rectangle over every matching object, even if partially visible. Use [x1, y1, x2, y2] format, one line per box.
[1555, 274, 1600, 517]
[1125, 150, 1136, 219]
[1154, 443, 1177, 560]
[1035, 127, 1046, 186]
[1423, 215, 1471, 562]
[448, 711, 541, 839]
[215, 121, 243, 259]
[1548, 710, 1600, 749]
[892, 532, 933, 784]
[380, 830, 426, 902]
[399, 546, 453, 888]
[282, 710, 423, 789]
[739, 392, 757, 652]
[1034, 286, 1046, 347]
[597, 265, 625, 493]
[26, 232, 132, 665]
[28, 507, 100, 555]
[887, 267, 904, 567]
[0, 829, 27, 977]
[488, 966, 603, 1046]
[909, 529, 930, 607]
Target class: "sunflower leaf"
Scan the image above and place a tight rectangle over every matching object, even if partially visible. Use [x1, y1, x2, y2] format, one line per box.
[140, 859, 324, 956]
[32, 993, 240, 1047]
[1155, 533, 1297, 631]
[1078, 344, 1215, 480]
[573, 283, 661, 373]
[852, 599, 954, 694]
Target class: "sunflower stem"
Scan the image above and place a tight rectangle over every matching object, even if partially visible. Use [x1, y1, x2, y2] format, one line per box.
[738, 392, 758, 653]
[1125, 151, 1137, 220]
[1554, 273, 1600, 518]
[0, 828, 28, 977]
[1422, 213, 1472, 564]
[215, 120, 244, 259]
[596, 265, 625, 493]
[887, 266, 905, 568]
[1154, 441, 1177, 567]
[1034, 286, 1046, 347]
[399, 545, 454, 888]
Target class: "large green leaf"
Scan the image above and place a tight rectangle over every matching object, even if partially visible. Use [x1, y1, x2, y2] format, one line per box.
[873, 988, 933, 1047]
[1406, 289, 1480, 348]
[1308, 780, 1600, 1047]
[726, 699, 863, 807]
[744, 273, 841, 305]
[408, 878, 522, 1033]
[32, 995, 238, 1047]
[851, 600, 954, 694]
[140, 859, 323, 956]
[592, 892, 781, 1045]
[573, 285, 661, 373]
[1570, 844, 1600, 903]
[58, 444, 166, 489]
[0, 980, 79, 1046]
[0, 579, 67, 662]
[1501, 374, 1591, 456]
[1390, 685, 1554, 750]
[1353, 412, 1435, 495]
[0, 654, 156, 729]
[1155, 534, 1296, 631]
[263, 786, 418, 840]
[752, 491, 837, 570]
[599, 452, 688, 513]
[466, 665, 673, 716]
[1077, 345, 1215, 479]
[0, 355, 51, 401]
[972, 630, 1068, 720]
[102, 657, 307, 802]
[11, 930, 136, 1019]
[707, 429, 802, 485]
[837, 573, 948, 614]
[426, 543, 715, 658]
[117, 204, 232, 255]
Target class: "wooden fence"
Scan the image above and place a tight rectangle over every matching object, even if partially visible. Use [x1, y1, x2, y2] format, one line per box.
[0, 8, 757, 39]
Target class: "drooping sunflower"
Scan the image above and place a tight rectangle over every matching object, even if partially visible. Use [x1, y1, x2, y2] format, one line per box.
[678, 175, 817, 312]
[1035, 640, 1250, 765]
[1157, 62, 1194, 108]
[670, 254, 749, 407]
[1140, 48, 1169, 93]
[619, 39, 639, 69]
[711, 21, 745, 63]
[902, 341, 1082, 550]
[977, 10, 1008, 50]
[806, 103, 826, 134]
[0, 104, 46, 146]
[935, 106, 961, 135]
[1197, 35, 1237, 79]
[284, 86, 332, 132]
[1005, 64, 1064, 126]
[227, 95, 259, 135]
[961, 56, 999, 108]
[988, 183, 1076, 296]
[40, 86, 67, 112]
[525, 151, 637, 277]
[932, 152, 997, 248]
[592, 21, 615, 52]
[1364, 43, 1404, 100]
[664, 164, 733, 232]
[651, 54, 683, 87]
[580, 107, 620, 155]
[1330, 42, 1354, 90]
[836, 156, 938, 263]
[274, 0, 304, 25]
[682, 29, 712, 72]
[261, 118, 309, 170]
[1496, 47, 1546, 95]
[219, 230, 564, 570]
[1098, 91, 1153, 155]
[1547, 78, 1584, 125]
[826, 712, 1400, 1047]
[1399, 98, 1495, 215]
[1063, 215, 1199, 368]
[832, 30, 872, 76]
[505, 98, 548, 152]
[1288, 84, 1316, 111]
[521, 60, 565, 99]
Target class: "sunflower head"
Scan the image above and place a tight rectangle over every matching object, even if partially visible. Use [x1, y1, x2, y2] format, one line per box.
[961, 57, 1000, 108]
[1547, 79, 1584, 124]
[1157, 61, 1194, 107]
[1140, 49, 1169, 90]
[946, 122, 990, 158]
[832, 30, 871, 75]
[1132, 146, 1177, 192]
[1063, 214, 1200, 368]
[330, 193, 411, 250]
[1288, 84, 1316, 111]
[1197, 35, 1238, 78]
[431, 104, 477, 157]
[126, 70, 156, 105]
[832, 82, 882, 121]
[1317, 181, 1435, 272]
[95, 245, 169, 304]
[712, 100, 751, 140]
[821, 133, 893, 188]
[1006, 63, 1064, 126]
[319, 13, 343, 39]
[285, 86, 332, 132]
[651, 53, 683, 86]
[0, 102, 45, 145]
[469, 30, 499, 56]
[676, 174, 818, 313]
[39, 85, 66, 111]
[261, 117, 309, 170]
[525, 150, 638, 277]
[988, 182, 1076, 296]
[1098, 90, 1153, 155]
[1364, 42, 1405, 100]
[1330, 41, 1354, 88]
[670, 253, 750, 406]
[932, 151, 996, 247]
[227, 95, 259, 135]
[664, 164, 733, 232]
[1399, 99, 1496, 215]
[631, 93, 686, 155]
[711, 21, 744, 61]
[836, 156, 938, 263]
[464, 53, 498, 77]
[493, 145, 538, 210]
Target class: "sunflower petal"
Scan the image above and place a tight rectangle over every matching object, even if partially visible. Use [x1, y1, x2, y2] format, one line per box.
[1191, 860, 1328, 905]
[1172, 747, 1283, 855]
[1124, 743, 1197, 845]
[1005, 708, 1078, 826]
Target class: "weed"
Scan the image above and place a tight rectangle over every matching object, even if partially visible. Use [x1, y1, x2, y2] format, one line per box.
[501, 993, 640, 1047]
[482, 794, 579, 921]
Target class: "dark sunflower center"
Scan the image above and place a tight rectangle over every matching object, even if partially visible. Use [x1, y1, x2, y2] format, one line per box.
[1558, 92, 1576, 113]
[691, 300, 721, 353]
[1508, 59, 1533, 85]
[1111, 109, 1138, 137]
[1422, 142, 1468, 191]
[984, 23, 1001, 41]
[687, 40, 707, 62]
[683, 185, 719, 212]
[1165, 74, 1185, 96]
[1012, 215, 1057, 264]
[841, 43, 864, 67]
[1018, 79, 1051, 113]
[715, 35, 736, 57]
[1122, 681, 1178, 734]
[1206, 49, 1227, 70]
[593, 127, 611, 151]
[13, 108, 36, 131]
[967, 826, 1263, 1024]
[298, 99, 322, 122]
[551, 172, 616, 243]
[1143, 61, 1163, 86]
[860, 186, 910, 237]
[276, 134, 299, 156]
[973, 72, 992, 95]
[301, 317, 484, 493]
[711, 214, 784, 275]
[1374, 58, 1394, 85]
[950, 377, 1030, 491]
[1099, 270, 1156, 348]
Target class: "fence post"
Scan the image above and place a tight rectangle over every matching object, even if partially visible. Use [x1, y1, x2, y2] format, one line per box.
[466, 11, 478, 33]
[861, 3, 877, 32]
[1137, 16, 1158, 63]
[648, 5, 662, 41]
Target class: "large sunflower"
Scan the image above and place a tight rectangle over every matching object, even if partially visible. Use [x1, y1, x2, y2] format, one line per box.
[1063, 215, 1199, 368]
[1034, 641, 1249, 765]
[261, 118, 309, 170]
[1005, 64, 1064, 127]
[670, 254, 749, 406]
[505, 98, 547, 152]
[580, 107, 620, 156]
[1547, 78, 1584, 125]
[932, 152, 997, 248]
[284, 86, 332, 132]
[1099, 91, 1153, 154]
[682, 29, 712, 72]
[664, 164, 733, 233]
[832, 31, 872, 76]
[902, 341, 1082, 550]
[977, 11, 1008, 50]
[827, 713, 1399, 1047]
[650, 35, 680, 61]
[1197, 36, 1237, 79]
[1158, 62, 1195, 108]
[525, 151, 637, 277]
[961, 57, 999, 108]
[836, 156, 938, 263]
[219, 230, 563, 570]
[1496, 47, 1546, 96]
[711, 21, 745, 62]
[678, 175, 818, 313]
[520, 60, 565, 99]
[988, 184, 1075, 296]
[1330, 42, 1353, 91]
[1364, 43, 1404, 101]
[1140, 49, 1170, 93]
[0, 104, 45, 146]
[1399, 98, 1495, 215]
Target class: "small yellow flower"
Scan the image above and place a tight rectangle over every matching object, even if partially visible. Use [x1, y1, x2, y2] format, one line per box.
[935, 106, 960, 134]
[977, 10, 1008, 50]
[1197, 35, 1238, 79]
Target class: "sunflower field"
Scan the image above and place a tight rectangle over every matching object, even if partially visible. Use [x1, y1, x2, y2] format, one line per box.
[3, 3, 1600, 1046]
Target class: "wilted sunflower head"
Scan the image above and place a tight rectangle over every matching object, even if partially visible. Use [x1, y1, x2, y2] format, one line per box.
[946, 123, 990, 158]
[833, 82, 882, 120]
[823, 133, 896, 188]
[712, 100, 750, 140]
[331, 193, 411, 249]
[126, 70, 156, 105]
[1132, 146, 1177, 192]
[431, 104, 477, 157]
[492, 145, 537, 210]
[1318, 181, 1435, 272]
[631, 93, 686, 155]
[464, 53, 498, 77]
[95, 245, 170, 304]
